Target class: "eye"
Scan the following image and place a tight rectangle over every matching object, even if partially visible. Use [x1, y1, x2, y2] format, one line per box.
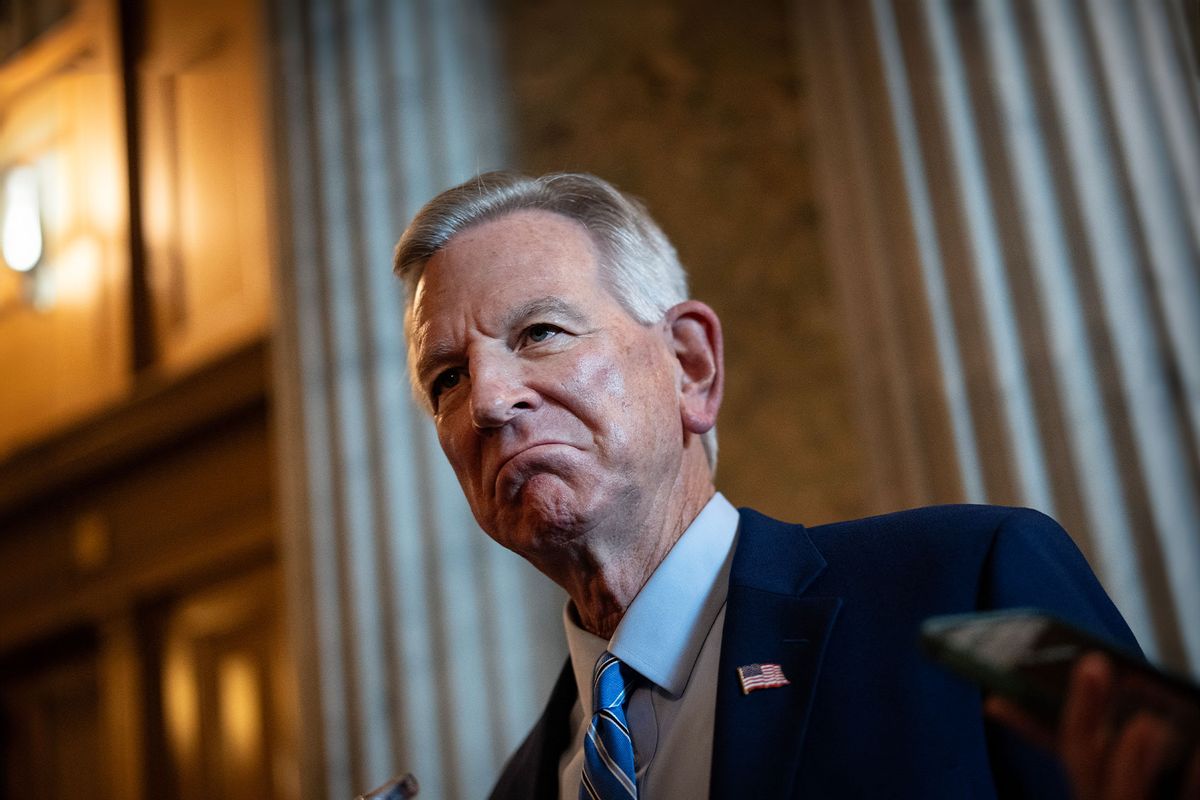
[431, 367, 464, 402]
[524, 323, 561, 344]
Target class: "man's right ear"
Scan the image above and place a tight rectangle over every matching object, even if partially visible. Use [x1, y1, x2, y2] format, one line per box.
[664, 300, 724, 435]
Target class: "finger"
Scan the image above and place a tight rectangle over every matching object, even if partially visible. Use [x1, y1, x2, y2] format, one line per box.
[1060, 653, 1115, 798]
[1100, 712, 1171, 800]
[984, 696, 1055, 751]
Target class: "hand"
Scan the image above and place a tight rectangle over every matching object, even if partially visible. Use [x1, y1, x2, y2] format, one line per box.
[985, 652, 1200, 799]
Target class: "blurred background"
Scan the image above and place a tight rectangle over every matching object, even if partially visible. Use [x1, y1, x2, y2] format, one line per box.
[0, 0, 1197, 797]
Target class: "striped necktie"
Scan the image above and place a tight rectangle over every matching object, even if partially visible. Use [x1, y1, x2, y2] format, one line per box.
[580, 651, 639, 799]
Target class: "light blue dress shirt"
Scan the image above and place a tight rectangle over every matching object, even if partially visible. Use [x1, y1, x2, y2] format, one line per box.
[559, 492, 740, 799]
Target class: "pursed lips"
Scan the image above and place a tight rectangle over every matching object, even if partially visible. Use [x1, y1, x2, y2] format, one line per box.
[491, 441, 575, 488]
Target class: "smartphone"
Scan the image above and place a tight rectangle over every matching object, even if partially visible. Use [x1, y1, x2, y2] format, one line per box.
[920, 609, 1200, 740]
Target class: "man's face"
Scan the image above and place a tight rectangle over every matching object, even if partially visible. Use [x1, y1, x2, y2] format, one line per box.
[408, 210, 686, 563]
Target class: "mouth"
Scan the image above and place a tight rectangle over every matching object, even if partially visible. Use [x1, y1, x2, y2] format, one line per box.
[494, 442, 573, 488]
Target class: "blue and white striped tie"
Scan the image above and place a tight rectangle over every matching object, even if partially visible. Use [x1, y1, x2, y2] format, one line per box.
[580, 651, 638, 799]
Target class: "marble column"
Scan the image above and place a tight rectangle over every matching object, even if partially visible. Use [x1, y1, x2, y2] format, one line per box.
[798, 0, 1200, 675]
[264, 2, 563, 798]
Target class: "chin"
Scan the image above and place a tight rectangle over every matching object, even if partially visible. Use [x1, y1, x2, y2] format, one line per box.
[493, 475, 603, 557]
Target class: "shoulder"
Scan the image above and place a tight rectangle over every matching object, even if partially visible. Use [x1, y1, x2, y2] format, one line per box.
[737, 503, 1093, 615]
[739, 503, 1136, 650]
[805, 503, 1060, 543]
[742, 503, 1069, 574]
[813, 505, 1095, 605]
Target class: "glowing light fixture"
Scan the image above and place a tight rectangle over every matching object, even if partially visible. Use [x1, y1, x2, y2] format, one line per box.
[2, 166, 43, 272]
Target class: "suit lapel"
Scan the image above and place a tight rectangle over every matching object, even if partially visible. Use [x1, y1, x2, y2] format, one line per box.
[709, 509, 842, 798]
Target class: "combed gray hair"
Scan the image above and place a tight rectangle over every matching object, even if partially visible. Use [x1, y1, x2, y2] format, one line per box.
[393, 170, 718, 470]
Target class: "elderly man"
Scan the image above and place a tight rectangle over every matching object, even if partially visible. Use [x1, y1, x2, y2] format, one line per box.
[393, 172, 1186, 799]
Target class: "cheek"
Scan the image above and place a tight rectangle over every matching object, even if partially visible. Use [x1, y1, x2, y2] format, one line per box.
[593, 358, 630, 409]
[437, 422, 480, 485]
[564, 342, 675, 438]
[561, 350, 628, 416]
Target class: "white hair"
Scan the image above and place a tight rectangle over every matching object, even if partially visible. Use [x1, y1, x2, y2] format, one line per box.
[393, 171, 718, 470]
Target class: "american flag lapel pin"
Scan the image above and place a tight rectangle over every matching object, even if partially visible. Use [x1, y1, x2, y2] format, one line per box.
[737, 662, 790, 695]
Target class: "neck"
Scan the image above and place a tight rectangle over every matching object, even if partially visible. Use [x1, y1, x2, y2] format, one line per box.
[555, 454, 716, 639]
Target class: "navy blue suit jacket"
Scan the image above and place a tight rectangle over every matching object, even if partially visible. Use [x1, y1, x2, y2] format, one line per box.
[489, 505, 1140, 799]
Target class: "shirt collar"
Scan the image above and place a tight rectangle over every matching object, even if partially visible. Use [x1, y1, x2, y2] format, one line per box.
[563, 492, 740, 706]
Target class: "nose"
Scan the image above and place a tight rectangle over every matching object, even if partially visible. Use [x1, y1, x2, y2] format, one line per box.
[469, 356, 540, 429]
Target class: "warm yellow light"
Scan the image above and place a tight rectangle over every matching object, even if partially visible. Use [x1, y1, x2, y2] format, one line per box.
[164, 640, 199, 759]
[218, 654, 262, 767]
[52, 235, 103, 307]
[2, 167, 43, 272]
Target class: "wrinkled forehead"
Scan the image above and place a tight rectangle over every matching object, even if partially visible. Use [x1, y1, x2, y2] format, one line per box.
[405, 209, 609, 328]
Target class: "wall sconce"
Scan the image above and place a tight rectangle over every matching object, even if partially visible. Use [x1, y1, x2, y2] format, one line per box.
[2, 165, 44, 273]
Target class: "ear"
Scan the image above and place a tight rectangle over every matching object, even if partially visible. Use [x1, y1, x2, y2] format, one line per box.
[664, 300, 724, 435]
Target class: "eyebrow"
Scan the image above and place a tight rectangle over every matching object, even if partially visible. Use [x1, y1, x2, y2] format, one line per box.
[414, 295, 590, 386]
[503, 296, 589, 332]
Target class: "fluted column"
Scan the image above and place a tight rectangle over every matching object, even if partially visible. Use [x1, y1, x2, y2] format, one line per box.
[798, 0, 1200, 675]
[265, 2, 563, 798]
